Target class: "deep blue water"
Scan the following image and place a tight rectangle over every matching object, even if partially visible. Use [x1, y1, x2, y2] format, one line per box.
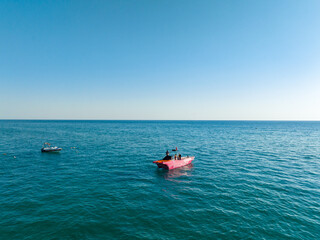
[1, 120, 320, 239]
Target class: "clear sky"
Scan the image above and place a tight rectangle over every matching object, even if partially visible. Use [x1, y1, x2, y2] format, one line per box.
[1, 0, 320, 120]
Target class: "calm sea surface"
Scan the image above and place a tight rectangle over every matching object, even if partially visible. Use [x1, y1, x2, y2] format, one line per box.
[0, 120, 320, 239]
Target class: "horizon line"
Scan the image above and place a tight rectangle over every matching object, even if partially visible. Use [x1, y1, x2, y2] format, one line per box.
[0, 119, 319, 121]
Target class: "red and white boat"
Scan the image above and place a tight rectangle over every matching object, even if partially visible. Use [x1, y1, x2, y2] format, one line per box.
[153, 156, 194, 170]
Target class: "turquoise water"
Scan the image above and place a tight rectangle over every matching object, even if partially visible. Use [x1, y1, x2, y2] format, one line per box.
[1, 120, 320, 239]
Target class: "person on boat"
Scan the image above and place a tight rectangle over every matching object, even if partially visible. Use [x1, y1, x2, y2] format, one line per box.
[163, 150, 172, 160]
[178, 154, 182, 160]
[174, 154, 177, 160]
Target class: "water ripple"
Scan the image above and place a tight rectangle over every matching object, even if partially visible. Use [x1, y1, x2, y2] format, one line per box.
[0, 120, 320, 239]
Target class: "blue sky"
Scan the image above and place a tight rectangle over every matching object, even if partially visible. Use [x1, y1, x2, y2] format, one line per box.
[1, 0, 320, 120]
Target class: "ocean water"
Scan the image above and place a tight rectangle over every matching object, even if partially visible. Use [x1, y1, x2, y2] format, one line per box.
[0, 120, 320, 239]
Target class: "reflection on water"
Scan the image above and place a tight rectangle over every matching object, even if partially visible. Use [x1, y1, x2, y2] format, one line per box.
[156, 163, 194, 180]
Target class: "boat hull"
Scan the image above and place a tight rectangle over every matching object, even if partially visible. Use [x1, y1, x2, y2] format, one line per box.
[153, 157, 194, 170]
[41, 148, 62, 152]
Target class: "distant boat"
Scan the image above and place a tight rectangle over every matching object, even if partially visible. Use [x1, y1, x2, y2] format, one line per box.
[41, 142, 62, 152]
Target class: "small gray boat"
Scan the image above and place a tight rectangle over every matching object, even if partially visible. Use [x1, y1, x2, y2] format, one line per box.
[41, 142, 62, 152]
